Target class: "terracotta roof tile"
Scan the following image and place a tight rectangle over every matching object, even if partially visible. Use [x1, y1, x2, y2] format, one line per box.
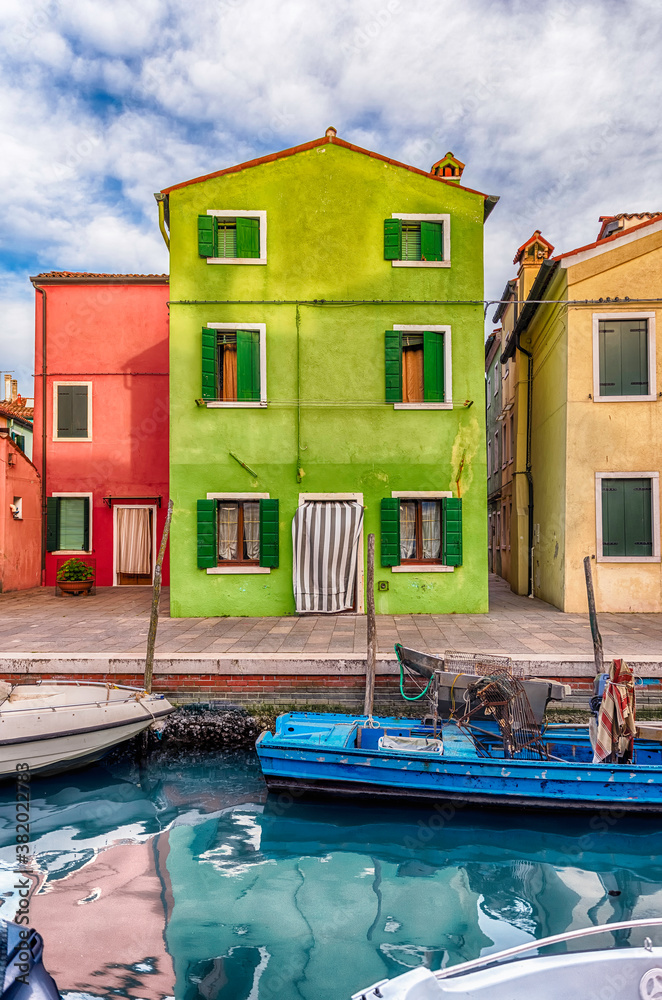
[0, 400, 33, 422]
[160, 133, 492, 201]
[552, 213, 662, 262]
[31, 272, 169, 280]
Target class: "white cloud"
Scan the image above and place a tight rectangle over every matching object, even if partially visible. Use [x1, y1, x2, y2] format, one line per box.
[1, 0, 660, 382]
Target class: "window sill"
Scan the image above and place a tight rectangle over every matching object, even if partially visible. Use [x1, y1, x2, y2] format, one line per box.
[52, 437, 92, 442]
[391, 564, 454, 573]
[391, 260, 451, 268]
[206, 566, 271, 574]
[593, 395, 656, 403]
[206, 258, 267, 265]
[204, 401, 267, 408]
[393, 402, 452, 410]
[596, 555, 660, 564]
[51, 550, 92, 556]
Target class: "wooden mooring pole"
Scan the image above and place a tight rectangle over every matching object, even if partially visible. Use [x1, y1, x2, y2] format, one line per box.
[363, 533, 376, 717]
[145, 499, 174, 694]
[583, 555, 604, 676]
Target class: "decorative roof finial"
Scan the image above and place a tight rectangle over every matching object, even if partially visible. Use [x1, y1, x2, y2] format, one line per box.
[325, 126, 337, 139]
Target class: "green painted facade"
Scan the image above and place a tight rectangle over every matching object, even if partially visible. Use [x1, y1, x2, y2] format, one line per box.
[163, 137, 492, 617]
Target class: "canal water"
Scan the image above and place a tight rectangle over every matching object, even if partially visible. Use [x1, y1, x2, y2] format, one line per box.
[1, 748, 662, 1000]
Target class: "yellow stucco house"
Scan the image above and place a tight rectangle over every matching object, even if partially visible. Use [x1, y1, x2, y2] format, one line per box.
[494, 212, 662, 612]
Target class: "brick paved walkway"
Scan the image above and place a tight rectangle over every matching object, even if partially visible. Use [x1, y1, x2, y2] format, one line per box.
[2, 575, 662, 658]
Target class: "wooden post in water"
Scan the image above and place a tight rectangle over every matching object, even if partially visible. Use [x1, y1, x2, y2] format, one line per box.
[145, 499, 174, 694]
[363, 533, 376, 717]
[583, 555, 604, 676]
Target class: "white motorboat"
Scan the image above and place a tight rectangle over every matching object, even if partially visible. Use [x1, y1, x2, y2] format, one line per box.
[0, 680, 174, 778]
[350, 919, 662, 999]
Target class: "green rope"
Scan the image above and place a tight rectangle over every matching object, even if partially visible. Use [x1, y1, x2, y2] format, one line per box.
[398, 659, 432, 701]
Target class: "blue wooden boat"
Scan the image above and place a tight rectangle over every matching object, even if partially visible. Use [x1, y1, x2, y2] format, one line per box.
[256, 712, 662, 813]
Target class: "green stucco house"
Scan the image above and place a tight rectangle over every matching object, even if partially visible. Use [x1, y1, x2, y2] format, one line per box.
[159, 129, 498, 617]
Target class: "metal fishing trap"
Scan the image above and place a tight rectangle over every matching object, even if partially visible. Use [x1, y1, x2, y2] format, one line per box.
[457, 666, 550, 760]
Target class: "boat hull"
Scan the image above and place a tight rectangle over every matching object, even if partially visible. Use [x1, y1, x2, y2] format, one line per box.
[0, 685, 173, 778]
[257, 712, 662, 813]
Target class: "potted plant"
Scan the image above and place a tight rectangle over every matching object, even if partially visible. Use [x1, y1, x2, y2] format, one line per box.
[56, 558, 95, 596]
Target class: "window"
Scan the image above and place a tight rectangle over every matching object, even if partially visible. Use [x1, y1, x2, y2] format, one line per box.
[487, 440, 492, 478]
[592, 313, 656, 401]
[46, 495, 91, 552]
[53, 383, 91, 440]
[384, 214, 450, 267]
[198, 210, 267, 264]
[10, 432, 25, 452]
[385, 326, 452, 409]
[596, 473, 660, 562]
[509, 415, 514, 464]
[201, 324, 266, 406]
[381, 493, 462, 570]
[487, 376, 491, 406]
[197, 495, 278, 573]
[494, 430, 499, 469]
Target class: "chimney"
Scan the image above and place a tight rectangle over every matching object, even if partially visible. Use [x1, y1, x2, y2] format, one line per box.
[3, 374, 10, 402]
[512, 231, 555, 300]
[11, 379, 18, 402]
[430, 152, 465, 183]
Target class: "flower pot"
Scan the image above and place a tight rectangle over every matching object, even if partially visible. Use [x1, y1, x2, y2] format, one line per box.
[57, 579, 94, 596]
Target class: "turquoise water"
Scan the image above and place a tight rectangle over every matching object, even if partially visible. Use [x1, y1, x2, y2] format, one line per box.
[1, 748, 662, 999]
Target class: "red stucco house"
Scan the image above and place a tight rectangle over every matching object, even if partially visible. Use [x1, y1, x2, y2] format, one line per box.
[0, 430, 41, 592]
[31, 273, 170, 588]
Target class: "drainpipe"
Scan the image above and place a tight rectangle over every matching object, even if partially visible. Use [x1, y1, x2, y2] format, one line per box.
[515, 334, 534, 598]
[33, 284, 47, 584]
[154, 193, 170, 249]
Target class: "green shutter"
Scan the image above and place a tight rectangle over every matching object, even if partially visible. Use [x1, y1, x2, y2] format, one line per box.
[423, 331, 444, 402]
[381, 498, 400, 566]
[83, 497, 90, 551]
[384, 219, 402, 260]
[201, 327, 217, 400]
[197, 499, 217, 569]
[259, 498, 279, 567]
[602, 478, 652, 557]
[442, 497, 463, 566]
[236, 217, 260, 258]
[198, 215, 216, 257]
[420, 221, 443, 261]
[237, 330, 261, 401]
[57, 386, 73, 437]
[46, 497, 60, 552]
[72, 386, 88, 436]
[385, 330, 402, 402]
[599, 319, 649, 396]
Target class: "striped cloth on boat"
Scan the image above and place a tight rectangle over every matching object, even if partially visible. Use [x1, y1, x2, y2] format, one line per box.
[292, 501, 363, 613]
[593, 658, 636, 764]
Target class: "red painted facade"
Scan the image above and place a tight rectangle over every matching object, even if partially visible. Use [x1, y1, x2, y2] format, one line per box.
[0, 434, 41, 592]
[32, 275, 170, 588]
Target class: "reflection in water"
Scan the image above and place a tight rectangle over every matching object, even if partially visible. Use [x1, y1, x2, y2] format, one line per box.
[0, 750, 661, 999]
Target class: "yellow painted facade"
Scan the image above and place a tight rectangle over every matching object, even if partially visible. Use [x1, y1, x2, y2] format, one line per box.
[498, 219, 662, 612]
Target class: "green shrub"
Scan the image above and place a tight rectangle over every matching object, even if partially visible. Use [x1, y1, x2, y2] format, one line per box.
[57, 558, 94, 582]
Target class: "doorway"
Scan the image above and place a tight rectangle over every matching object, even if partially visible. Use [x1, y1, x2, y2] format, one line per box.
[113, 505, 156, 585]
[293, 493, 364, 614]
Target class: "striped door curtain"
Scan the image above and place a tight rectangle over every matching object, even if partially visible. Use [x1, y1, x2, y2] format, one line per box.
[292, 501, 364, 613]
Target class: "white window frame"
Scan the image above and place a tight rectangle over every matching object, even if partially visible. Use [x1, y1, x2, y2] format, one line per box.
[52, 382, 92, 442]
[112, 504, 157, 586]
[205, 492, 271, 574]
[595, 471, 660, 563]
[206, 210, 267, 265]
[390, 213, 451, 268]
[204, 323, 267, 407]
[50, 491, 93, 554]
[298, 493, 364, 612]
[592, 312, 656, 402]
[390, 490, 454, 573]
[392, 324, 452, 410]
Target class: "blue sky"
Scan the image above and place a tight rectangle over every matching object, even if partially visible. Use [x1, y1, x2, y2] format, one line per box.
[1, 0, 660, 393]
